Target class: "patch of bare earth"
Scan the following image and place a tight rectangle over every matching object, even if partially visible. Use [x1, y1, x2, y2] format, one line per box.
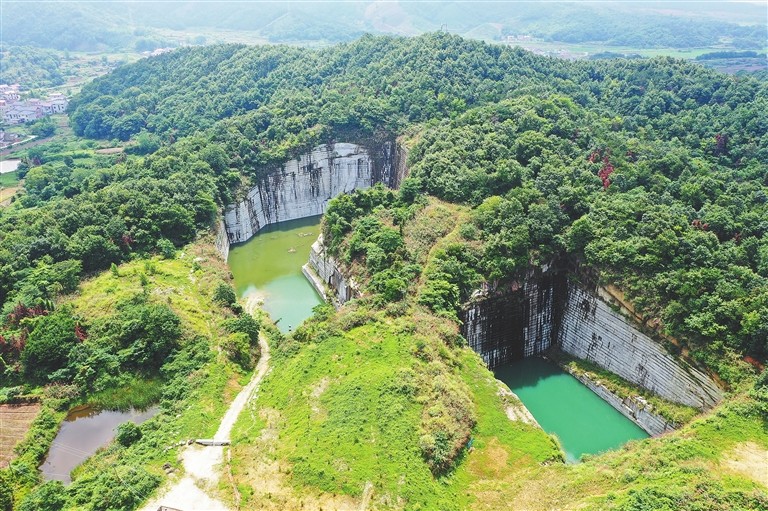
[723, 442, 768, 487]
[497, 385, 539, 427]
[231, 407, 360, 510]
[0, 403, 41, 464]
[465, 437, 602, 511]
[0, 186, 19, 207]
[463, 438, 530, 510]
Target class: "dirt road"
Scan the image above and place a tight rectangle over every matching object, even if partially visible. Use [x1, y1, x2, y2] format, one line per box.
[139, 332, 271, 511]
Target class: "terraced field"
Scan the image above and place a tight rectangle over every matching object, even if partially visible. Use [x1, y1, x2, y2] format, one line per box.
[0, 403, 41, 464]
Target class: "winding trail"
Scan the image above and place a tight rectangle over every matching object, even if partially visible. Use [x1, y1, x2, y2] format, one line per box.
[139, 332, 270, 511]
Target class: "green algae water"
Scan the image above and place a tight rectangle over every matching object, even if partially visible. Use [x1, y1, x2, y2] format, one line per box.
[228, 216, 322, 332]
[495, 358, 648, 463]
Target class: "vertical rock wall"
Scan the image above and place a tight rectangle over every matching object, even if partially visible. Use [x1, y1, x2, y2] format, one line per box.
[461, 266, 722, 410]
[569, 371, 677, 436]
[224, 143, 377, 244]
[393, 140, 410, 187]
[558, 282, 723, 409]
[214, 218, 230, 260]
[305, 236, 358, 306]
[461, 268, 559, 368]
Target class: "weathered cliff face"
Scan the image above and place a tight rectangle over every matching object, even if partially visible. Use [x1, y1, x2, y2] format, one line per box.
[569, 370, 676, 436]
[304, 235, 358, 307]
[559, 282, 722, 409]
[224, 142, 405, 244]
[214, 218, 230, 260]
[462, 267, 562, 368]
[461, 268, 723, 410]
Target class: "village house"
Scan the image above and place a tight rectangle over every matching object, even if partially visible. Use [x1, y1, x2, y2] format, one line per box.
[0, 84, 68, 125]
[0, 84, 21, 102]
[4, 104, 43, 124]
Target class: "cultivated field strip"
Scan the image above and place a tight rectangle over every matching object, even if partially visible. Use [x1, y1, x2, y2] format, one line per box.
[0, 403, 41, 464]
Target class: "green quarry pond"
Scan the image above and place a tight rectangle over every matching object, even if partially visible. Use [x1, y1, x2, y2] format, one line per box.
[495, 357, 648, 463]
[228, 216, 323, 332]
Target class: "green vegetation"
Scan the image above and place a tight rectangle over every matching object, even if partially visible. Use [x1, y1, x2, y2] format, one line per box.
[696, 51, 766, 61]
[230, 305, 560, 509]
[0, 47, 64, 89]
[2, 1, 764, 51]
[0, 172, 20, 188]
[2, 32, 766, 510]
[2, 241, 259, 509]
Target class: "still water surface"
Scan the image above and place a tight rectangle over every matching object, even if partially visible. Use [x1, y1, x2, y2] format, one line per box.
[495, 358, 648, 463]
[41, 405, 159, 483]
[228, 216, 323, 332]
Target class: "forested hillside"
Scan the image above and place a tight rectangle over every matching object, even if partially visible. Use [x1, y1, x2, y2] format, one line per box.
[65, 35, 768, 369]
[2, 33, 767, 510]
[0, 47, 64, 89]
[0, 33, 762, 382]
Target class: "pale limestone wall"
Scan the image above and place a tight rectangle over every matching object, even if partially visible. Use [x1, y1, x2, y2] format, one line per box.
[306, 236, 357, 307]
[214, 219, 230, 260]
[559, 283, 723, 409]
[224, 143, 373, 244]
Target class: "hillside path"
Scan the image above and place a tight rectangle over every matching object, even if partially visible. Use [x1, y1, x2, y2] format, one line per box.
[139, 332, 270, 511]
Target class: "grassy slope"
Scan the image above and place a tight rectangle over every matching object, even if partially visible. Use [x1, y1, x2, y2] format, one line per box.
[230, 310, 561, 510]
[0, 171, 20, 187]
[232, 310, 767, 510]
[68, 239, 249, 478]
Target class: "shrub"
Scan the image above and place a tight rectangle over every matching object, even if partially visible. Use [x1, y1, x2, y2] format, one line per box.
[418, 372, 476, 474]
[102, 299, 182, 373]
[18, 481, 67, 511]
[0, 471, 12, 511]
[212, 282, 237, 307]
[116, 421, 142, 447]
[223, 314, 260, 344]
[156, 238, 176, 259]
[222, 332, 255, 369]
[418, 278, 460, 318]
[21, 309, 79, 382]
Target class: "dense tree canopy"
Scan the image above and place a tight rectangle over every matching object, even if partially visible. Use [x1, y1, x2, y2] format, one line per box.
[4, 33, 767, 387]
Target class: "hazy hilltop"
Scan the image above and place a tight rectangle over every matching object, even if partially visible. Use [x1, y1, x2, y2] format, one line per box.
[1, 0, 766, 51]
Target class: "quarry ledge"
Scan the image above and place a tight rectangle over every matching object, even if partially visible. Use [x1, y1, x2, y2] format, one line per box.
[544, 352, 680, 436]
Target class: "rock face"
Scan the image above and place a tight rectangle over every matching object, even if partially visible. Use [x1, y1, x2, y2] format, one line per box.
[462, 267, 563, 367]
[304, 235, 358, 307]
[461, 268, 723, 410]
[559, 283, 722, 409]
[224, 142, 402, 244]
[569, 370, 676, 436]
[214, 219, 230, 260]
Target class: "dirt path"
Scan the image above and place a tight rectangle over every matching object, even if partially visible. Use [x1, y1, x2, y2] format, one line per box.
[215, 333, 271, 443]
[139, 332, 271, 511]
[0, 136, 46, 157]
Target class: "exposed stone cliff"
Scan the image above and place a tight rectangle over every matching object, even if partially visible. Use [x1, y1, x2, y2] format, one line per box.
[224, 141, 405, 244]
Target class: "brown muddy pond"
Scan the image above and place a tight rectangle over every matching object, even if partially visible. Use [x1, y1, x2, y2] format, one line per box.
[40, 405, 159, 483]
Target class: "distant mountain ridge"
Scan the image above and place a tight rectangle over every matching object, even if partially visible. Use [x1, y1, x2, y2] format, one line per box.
[2, 1, 765, 51]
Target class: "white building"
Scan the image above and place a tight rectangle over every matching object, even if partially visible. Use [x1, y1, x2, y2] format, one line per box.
[4, 104, 43, 124]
